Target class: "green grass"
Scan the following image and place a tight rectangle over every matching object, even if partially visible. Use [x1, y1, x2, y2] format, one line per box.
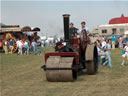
[0, 48, 128, 96]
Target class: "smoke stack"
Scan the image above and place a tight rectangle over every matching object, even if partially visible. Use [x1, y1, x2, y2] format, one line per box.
[63, 14, 70, 41]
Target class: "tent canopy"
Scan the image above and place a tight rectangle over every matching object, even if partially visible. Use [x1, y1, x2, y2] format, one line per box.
[124, 31, 128, 35]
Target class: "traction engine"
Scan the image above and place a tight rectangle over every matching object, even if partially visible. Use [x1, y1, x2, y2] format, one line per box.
[42, 14, 98, 82]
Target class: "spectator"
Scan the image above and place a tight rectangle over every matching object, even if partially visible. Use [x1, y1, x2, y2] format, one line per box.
[18, 40, 23, 55]
[16, 39, 20, 55]
[27, 40, 30, 55]
[96, 39, 106, 65]
[24, 40, 28, 55]
[36, 39, 42, 56]
[101, 38, 107, 64]
[4, 40, 8, 54]
[96, 40, 101, 65]
[112, 36, 116, 49]
[96, 39, 101, 46]
[22, 40, 25, 55]
[31, 39, 36, 55]
[119, 36, 123, 49]
[103, 40, 112, 68]
[101, 38, 106, 49]
[97, 42, 101, 65]
[121, 42, 128, 65]
[9, 39, 14, 54]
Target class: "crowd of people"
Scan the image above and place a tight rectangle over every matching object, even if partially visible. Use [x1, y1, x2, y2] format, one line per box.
[69, 21, 128, 67]
[96, 37, 128, 67]
[4, 38, 42, 56]
[96, 38, 112, 68]
[3, 20, 128, 66]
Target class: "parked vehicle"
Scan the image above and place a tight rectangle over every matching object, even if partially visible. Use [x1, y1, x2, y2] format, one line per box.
[0, 23, 40, 53]
[123, 37, 128, 47]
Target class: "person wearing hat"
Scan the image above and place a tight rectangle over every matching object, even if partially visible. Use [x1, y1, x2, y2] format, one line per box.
[69, 23, 78, 39]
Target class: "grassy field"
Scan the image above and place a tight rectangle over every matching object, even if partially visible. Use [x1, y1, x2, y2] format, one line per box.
[0, 47, 128, 96]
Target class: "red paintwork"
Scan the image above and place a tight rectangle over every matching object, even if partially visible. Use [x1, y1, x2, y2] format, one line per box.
[45, 30, 90, 72]
[45, 52, 79, 65]
[109, 14, 128, 24]
[73, 37, 80, 52]
[0, 41, 2, 47]
[73, 37, 80, 44]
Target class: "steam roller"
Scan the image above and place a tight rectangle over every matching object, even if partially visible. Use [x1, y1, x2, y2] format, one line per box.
[41, 14, 98, 82]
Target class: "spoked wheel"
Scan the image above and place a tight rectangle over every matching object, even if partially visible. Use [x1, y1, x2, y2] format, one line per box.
[3, 33, 17, 54]
[85, 44, 98, 75]
[45, 57, 77, 82]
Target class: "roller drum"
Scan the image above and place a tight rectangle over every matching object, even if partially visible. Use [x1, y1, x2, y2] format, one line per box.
[46, 57, 76, 82]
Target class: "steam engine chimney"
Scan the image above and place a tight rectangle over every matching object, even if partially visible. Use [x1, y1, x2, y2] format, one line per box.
[63, 14, 70, 41]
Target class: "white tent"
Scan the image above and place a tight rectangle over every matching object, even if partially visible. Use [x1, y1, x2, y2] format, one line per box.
[124, 31, 128, 37]
[40, 36, 47, 41]
[124, 31, 128, 35]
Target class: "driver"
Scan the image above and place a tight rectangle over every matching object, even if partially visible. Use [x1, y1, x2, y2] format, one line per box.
[69, 23, 78, 39]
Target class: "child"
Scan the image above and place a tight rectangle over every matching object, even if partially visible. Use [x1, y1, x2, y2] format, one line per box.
[97, 43, 106, 65]
[103, 40, 112, 68]
[121, 42, 128, 65]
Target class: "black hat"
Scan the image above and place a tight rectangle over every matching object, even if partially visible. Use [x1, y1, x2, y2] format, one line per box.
[70, 22, 74, 25]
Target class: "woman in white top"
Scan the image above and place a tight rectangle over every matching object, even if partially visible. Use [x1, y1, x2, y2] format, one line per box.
[4, 40, 8, 54]
[121, 42, 128, 65]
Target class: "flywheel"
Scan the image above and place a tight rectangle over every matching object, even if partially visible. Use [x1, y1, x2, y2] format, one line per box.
[3, 33, 17, 54]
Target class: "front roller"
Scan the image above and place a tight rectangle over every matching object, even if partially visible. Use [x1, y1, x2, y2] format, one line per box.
[85, 44, 98, 75]
[45, 57, 77, 82]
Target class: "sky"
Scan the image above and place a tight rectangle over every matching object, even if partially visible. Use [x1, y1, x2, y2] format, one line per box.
[1, 0, 128, 37]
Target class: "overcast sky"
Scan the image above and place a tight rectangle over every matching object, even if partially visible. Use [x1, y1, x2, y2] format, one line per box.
[1, 0, 128, 37]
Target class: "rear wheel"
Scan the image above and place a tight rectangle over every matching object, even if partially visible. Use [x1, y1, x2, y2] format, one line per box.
[85, 44, 98, 75]
[86, 61, 97, 75]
